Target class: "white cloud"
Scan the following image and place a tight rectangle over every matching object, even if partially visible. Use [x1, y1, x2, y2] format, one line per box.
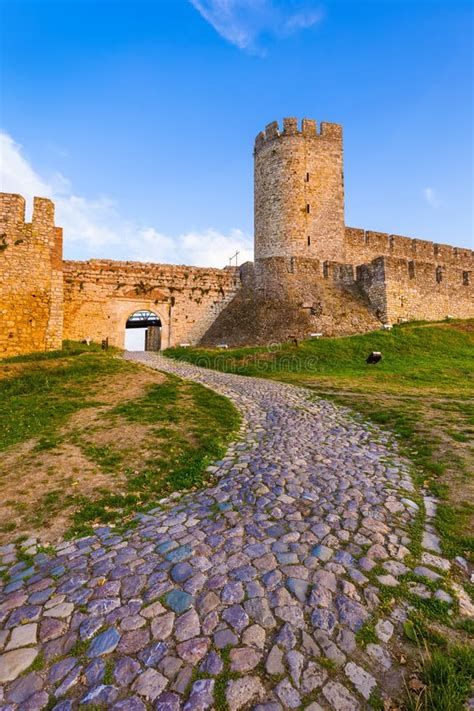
[1, 133, 50, 202]
[0, 132, 121, 247]
[0, 131, 252, 268]
[129, 225, 252, 268]
[189, 0, 322, 52]
[190, 0, 257, 49]
[423, 186, 441, 209]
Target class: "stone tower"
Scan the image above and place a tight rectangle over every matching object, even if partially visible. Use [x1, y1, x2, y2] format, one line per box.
[254, 118, 345, 268]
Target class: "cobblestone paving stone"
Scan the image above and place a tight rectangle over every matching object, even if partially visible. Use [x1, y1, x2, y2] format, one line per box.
[0, 353, 465, 710]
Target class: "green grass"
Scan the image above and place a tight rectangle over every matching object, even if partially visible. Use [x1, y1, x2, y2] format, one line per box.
[212, 646, 241, 711]
[455, 617, 474, 635]
[408, 645, 474, 711]
[0, 349, 124, 451]
[0, 341, 240, 542]
[27, 651, 45, 672]
[165, 320, 473, 393]
[103, 659, 114, 685]
[317, 656, 337, 671]
[403, 614, 446, 648]
[355, 619, 378, 646]
[435, 502, 474, 559]
[110, 378, 181, 423]
[367, 689, 385, 710]
[34, 435, 65, 452]
[67, 376, 240, 538]
[81, 444, 125, 472]
[2, 339, 107, 363]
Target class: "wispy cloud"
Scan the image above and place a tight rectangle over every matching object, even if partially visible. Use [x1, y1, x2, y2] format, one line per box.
[423, 186, 441, 209]
[0, 131, 252, 268]
[189, 0, 322, 52]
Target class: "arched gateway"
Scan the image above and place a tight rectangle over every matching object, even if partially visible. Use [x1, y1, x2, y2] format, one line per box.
[124, 310, 162, 351]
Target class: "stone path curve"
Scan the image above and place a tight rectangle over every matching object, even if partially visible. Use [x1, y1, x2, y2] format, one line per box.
[0, 352, 453, 710]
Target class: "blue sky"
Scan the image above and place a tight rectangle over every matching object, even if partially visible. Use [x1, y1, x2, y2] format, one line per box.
[0, 0, 472, 265]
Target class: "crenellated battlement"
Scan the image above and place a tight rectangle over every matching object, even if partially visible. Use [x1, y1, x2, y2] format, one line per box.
[345, 226, 474, 268]
[62, 259, 241, 349]
[254, 117, 342, 153]
[0, 193, 26, 225]
[355, 254, 473, 323]
[0, 193, 57, 242]
[32, 196, 55, 228]
[254, 117, 345, 263]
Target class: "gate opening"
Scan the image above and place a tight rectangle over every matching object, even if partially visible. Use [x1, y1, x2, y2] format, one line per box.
[125, 310, 162, 351]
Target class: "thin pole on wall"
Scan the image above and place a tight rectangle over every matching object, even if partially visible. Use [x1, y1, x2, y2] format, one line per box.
[229, 251, 240, 267]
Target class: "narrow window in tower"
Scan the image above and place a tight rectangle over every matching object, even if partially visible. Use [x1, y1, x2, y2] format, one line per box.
[305, 172, 310, 182]
[307, 236, 311, 247]
[463, 271, 470, 286]
[436, 266, 443, 283]
[306, 204, 310, 213]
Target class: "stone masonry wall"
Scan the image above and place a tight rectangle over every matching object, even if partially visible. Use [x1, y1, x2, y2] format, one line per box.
[356, 256, 473, 323]
[355, 258, 388, 321]
[203, 256, 381, 345]
[254, 251, 473, 327]
[383, 257, 473, 323]
[63, 260, 240, 349]
[254, 118, 345, 265]
[0, 193, 63, 357]
[345, 226, 474, 269]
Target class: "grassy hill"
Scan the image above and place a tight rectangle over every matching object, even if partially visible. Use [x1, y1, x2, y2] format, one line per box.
[168, 320, 473, 392]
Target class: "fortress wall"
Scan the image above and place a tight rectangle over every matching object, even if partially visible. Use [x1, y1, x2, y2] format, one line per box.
[355, 258, 388, 322]
[255, 255, 361, 294]
[254, 256, 323, 297]
[249, 255, 381, 337]
[345, 227, 474, 269]
[63, 260, 240, 348]
[383, 257, 473, 323]
[356, 255, 473, 324]
[0, 194, 63, 357]
[320, 260, 356, 287]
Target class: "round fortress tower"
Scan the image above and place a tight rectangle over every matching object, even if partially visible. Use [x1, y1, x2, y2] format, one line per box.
[254, 117, 345, 265]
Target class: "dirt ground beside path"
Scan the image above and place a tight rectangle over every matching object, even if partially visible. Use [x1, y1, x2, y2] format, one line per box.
[0, 349, 239, 544]
[0, 364, 166, 543]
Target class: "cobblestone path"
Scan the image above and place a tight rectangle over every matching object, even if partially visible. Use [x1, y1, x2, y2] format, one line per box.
[0, 353, 458, 710]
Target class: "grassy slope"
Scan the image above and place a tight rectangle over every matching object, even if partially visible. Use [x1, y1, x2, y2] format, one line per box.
[167, 321, 472, 392]
[0, 341, 121, 450]
[0, 342, 240, 540]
